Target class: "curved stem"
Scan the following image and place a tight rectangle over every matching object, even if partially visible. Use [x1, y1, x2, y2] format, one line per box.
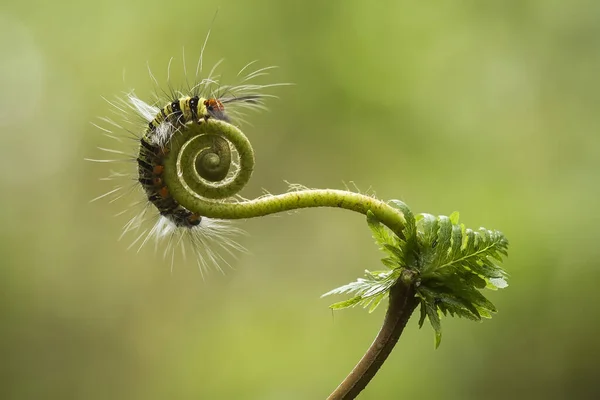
[328, 278, 419, 400]
[161, 119, 415, 398]
[172, 188, 407, 239]
[162, 120, 407, 237]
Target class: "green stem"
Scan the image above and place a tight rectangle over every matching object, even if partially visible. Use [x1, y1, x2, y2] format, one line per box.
[162, 119, 412, 397]
[162, 120, 407, 237]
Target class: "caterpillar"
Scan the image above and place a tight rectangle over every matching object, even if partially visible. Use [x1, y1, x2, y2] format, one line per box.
[137, 95, 261, 230]
[88, 45, 287, 274]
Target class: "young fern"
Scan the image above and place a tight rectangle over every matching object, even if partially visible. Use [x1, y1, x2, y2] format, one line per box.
[92, 51, 510, 398]
[157, 119, 510, 399]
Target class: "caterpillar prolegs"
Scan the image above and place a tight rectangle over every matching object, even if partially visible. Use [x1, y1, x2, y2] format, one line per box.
[89, 54, 286, 274]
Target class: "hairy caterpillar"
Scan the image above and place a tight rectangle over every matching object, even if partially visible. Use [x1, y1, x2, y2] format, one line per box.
[88, 36, 286, 274]
[138, 95, 261, 229]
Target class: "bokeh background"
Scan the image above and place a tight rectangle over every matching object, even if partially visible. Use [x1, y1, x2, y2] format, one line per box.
[2, 1, 599, 399]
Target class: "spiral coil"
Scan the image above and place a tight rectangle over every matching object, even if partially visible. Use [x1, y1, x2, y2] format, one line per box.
[163, 119, 255, 211]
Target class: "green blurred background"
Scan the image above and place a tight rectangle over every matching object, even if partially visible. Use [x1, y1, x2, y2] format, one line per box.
[2, 0, 599, 399]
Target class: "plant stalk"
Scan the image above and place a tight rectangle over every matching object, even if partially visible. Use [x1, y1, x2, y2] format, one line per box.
[161, 119, 418, 397]
[327, 279, 419, 400]
[162, 120, 408, 238]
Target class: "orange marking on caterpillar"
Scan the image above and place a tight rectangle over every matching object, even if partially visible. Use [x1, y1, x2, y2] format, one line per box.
[159, 187, 169, 198]
[204, 98, 225, 111]
[187, 213, 201, 226]
[153, 165, 164, 175]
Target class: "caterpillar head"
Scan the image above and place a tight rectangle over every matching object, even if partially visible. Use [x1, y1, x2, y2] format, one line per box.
[203, 98, 227, 121]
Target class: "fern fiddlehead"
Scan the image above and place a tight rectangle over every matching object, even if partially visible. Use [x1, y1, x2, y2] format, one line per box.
[160, 118, 510, 399]
[162, 119, 408, 237]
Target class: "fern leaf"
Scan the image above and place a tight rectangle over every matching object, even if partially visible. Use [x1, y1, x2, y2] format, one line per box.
[323, 202, 509, 347]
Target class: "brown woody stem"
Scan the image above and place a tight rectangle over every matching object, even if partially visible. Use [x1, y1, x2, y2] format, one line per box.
[327, 277, 419, 399]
